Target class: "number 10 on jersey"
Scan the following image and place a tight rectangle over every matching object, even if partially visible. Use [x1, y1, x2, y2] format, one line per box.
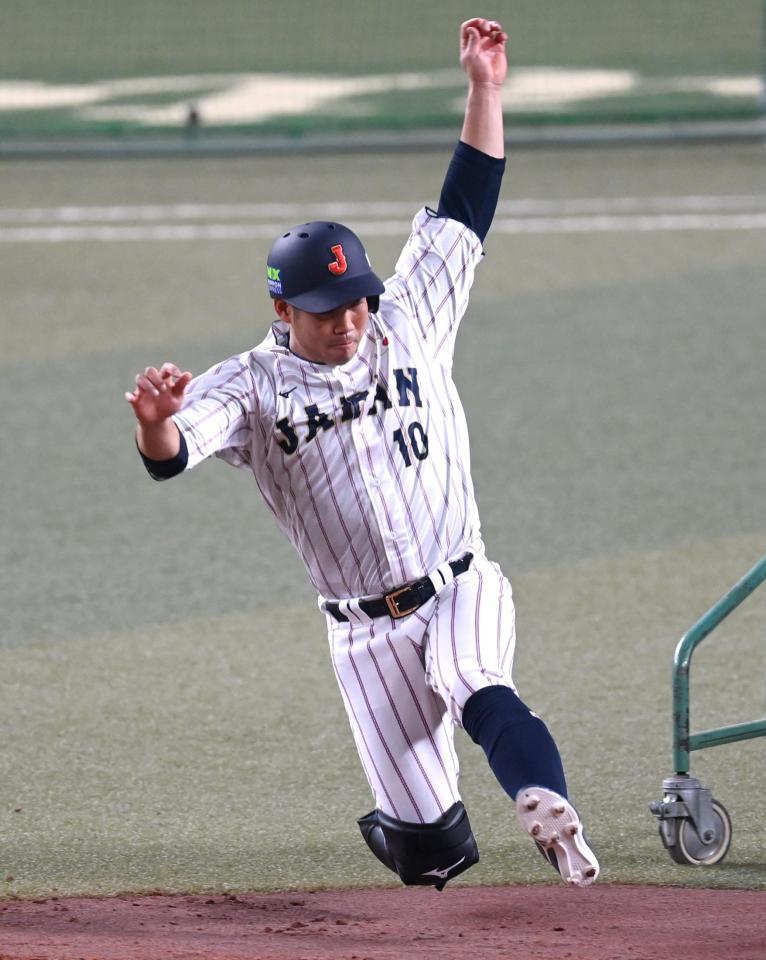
[393, 422, 429, 467]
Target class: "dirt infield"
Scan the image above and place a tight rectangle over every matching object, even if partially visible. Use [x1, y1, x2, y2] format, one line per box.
[1, 884, 764, 960]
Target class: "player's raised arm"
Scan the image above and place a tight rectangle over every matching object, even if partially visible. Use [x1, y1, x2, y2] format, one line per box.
[433, 18, 507, 244]
[459, 18, 507, 159]
[126, 362, 192, 473]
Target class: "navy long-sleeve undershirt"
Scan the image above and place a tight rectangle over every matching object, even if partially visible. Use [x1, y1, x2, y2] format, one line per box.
[436, 140, 505, 242]
[138, 430, 188, 480]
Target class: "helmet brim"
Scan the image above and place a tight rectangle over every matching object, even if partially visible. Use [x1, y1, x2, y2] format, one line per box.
[278, 272, 385, 314]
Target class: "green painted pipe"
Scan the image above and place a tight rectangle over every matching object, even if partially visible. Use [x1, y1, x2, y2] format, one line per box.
[672, 553, 766, 773]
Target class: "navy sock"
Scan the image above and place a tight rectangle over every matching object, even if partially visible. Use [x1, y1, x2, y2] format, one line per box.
[462, 685, 567, 800]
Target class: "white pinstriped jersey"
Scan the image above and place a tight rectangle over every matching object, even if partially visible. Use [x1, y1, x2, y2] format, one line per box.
[174, 208, 485, 601]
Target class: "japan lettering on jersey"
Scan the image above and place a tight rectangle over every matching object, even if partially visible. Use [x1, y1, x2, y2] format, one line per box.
[173, 209, 484, 601]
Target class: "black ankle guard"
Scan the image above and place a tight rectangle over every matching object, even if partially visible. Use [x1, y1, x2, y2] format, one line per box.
[357, 801, 479, 890]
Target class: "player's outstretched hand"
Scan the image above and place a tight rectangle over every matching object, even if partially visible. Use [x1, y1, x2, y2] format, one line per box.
[125, 362, 192, 425]
[460, 18, 508, 87]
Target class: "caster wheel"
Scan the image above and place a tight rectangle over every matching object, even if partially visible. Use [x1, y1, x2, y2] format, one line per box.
[665, 798, 732, 866]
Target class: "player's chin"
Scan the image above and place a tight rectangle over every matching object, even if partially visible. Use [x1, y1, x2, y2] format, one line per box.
[328, 339, 359, 362]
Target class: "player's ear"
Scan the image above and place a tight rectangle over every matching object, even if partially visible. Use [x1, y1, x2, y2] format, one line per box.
[273, 298, 293, 324]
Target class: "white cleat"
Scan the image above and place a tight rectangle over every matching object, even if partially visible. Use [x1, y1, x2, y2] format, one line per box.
[516, 786, 599, 887]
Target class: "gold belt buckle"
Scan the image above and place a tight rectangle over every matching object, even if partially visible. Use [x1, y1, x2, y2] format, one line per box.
[385, 585, 419, 619]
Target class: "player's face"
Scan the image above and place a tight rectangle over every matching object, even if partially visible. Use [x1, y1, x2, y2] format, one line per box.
[276, 298, 369, 365]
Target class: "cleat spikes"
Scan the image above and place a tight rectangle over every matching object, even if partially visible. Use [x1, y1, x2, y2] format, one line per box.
[516, 787, 599, 887]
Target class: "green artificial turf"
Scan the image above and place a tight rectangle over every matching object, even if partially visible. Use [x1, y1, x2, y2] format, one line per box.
[0, 0, 761, 138]
[2, 0, 759, 82]
[1, 144, 766, 897]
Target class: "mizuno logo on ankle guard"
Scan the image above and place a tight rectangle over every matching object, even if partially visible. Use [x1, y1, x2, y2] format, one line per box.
[421, 856, 466, 881]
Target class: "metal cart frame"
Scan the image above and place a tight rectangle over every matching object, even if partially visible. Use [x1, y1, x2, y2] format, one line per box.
[650, 553, 766, 865]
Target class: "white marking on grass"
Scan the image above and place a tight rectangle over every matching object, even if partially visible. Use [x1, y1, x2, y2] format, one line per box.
[0, 74, 237, 112]
[0, 68, 464, 124]
[2, 210, 766, 243]
[669, 76, 763, 98]
[1, 196, 765, 225]
[504, 195, 766, 215]
[0, 68, 759, 124]
[77, 69, 465, 125]
[0, 80, 102, 109]
[499, 68, 637, 111]
[493, 212, 766, 234]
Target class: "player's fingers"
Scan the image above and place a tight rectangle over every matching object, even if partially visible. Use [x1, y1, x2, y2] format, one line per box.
[160, 362, 183, 379]
[170, 371, 193, 396]
[135, 373, 160, 397]
[461, 24, 480, 53]
[460, 19, 480, 44]
[141, 365, 164, 389]
[473, 18, 500, 36]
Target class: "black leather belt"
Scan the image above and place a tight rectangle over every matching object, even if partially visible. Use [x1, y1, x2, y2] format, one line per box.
[326, 553, 473, 622]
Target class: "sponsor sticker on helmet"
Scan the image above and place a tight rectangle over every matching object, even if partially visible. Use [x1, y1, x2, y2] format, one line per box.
[267, 264, 282, 295]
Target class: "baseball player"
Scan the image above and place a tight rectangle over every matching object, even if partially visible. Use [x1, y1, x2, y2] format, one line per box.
[126, 18, 599, 890]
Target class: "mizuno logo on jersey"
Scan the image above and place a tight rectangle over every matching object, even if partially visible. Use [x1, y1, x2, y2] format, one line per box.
[274, 367, 422, 455]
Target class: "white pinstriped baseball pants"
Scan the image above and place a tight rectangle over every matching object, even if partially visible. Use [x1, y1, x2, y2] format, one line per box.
[325, 552, 517, 824]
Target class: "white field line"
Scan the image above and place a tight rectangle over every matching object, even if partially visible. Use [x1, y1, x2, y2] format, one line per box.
[1, 69, 759, 125]
[1, 195, 766, 224]
[3, 212, 766, 243]
[494, 212, 766, 234]
[2, 197, 766, 242]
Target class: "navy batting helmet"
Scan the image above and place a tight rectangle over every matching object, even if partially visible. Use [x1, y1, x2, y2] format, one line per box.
[266, 221, 384, 313]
